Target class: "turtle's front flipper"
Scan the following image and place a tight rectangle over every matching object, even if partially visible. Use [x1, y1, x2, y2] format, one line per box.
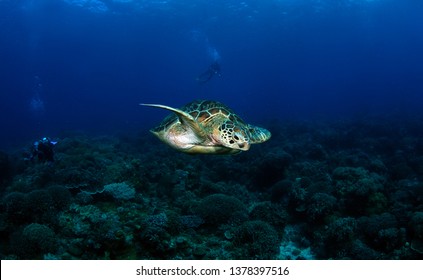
[141, 103, 207, 138]
[246, 124, 271, 144]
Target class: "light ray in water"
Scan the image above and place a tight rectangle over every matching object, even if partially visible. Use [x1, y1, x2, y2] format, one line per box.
[29, 75, 45, 114]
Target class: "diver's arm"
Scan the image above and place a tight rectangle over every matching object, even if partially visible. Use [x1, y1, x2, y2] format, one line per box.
[196, 69, 213, 83]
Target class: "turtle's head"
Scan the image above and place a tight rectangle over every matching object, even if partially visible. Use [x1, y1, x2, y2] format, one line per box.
[217, 121, 250, 151]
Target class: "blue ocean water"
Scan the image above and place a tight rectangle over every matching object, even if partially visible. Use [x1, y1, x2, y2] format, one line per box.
[1, 0, 422, 149]
[2, 0, 423, 261]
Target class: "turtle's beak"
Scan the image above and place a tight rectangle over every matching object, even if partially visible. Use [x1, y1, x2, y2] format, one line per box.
[238, 142, 250, 151]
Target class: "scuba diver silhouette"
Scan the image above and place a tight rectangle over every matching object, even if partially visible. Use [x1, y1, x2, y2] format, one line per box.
[24, 137, 57, 163]
[196, 61, 221, 84]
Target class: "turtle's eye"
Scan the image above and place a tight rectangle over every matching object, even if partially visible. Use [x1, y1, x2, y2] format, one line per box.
[234, 131, 248, 144]
[233, 131, 250, 150]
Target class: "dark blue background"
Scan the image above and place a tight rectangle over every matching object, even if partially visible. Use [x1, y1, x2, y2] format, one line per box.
[1, 0, 423, 149]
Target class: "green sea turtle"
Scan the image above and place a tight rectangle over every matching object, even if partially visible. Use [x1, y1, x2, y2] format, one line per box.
[141, 100, 271, 154]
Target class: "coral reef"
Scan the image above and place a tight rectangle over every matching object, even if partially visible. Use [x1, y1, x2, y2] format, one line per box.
[195, 194, 247, 226]
[10, 223, 58, 259]
[1, 117, 423, 259]
[103, 182, 136, 201]
[233, 220, 280, 259]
